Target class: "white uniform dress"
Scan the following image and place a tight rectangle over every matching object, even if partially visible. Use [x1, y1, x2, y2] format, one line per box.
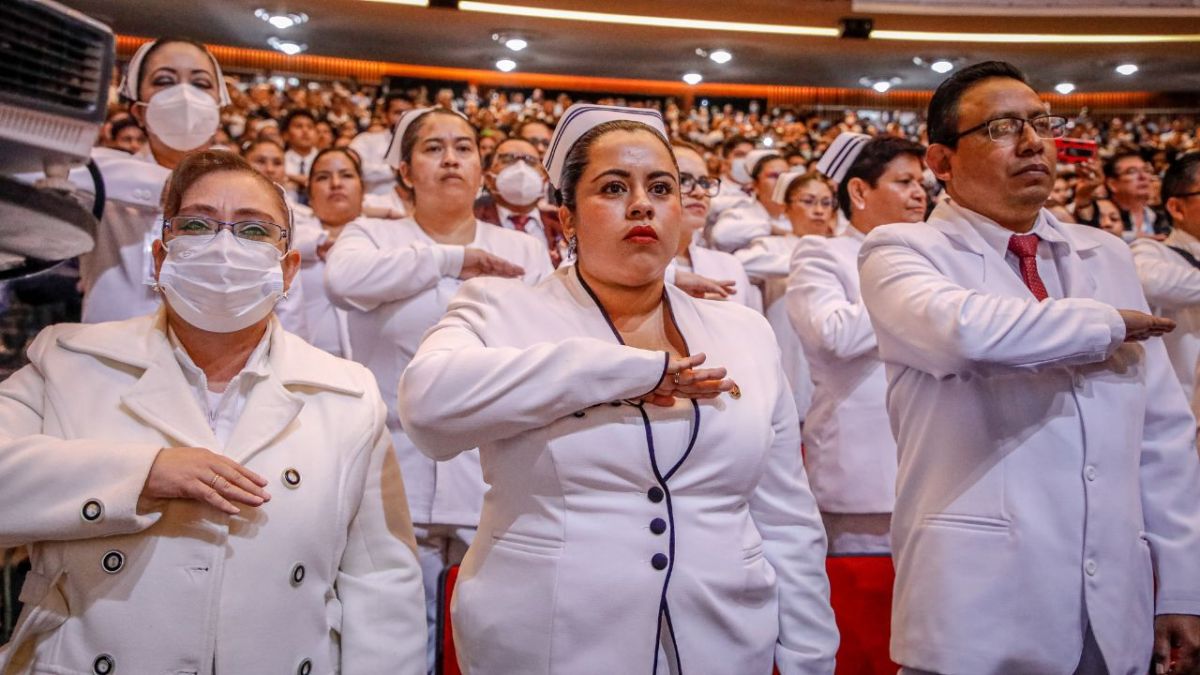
[675, 244, 761, 312]
[348, 130, 398, 196]
[397, 265, 838, 675]
[859, 199, 1200, 675]
[0, 311, 425, 675]
[1131, 228, 1200, 422]
[787, 227, 894, 553]
[323, 216, 552, 666]
[291, 212, 355, 358]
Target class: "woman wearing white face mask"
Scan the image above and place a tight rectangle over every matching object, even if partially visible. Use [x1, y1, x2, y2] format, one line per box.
[323, 106, 553, 671]
[475, 137, 566, 266]
[0, 150, 426, 675]
[69, 38, 310, 336]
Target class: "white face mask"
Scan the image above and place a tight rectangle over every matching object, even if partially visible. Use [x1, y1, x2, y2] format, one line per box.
[157, 230, 285, 333]
[730, 157, 755, 186]
[494, 161, 546, 207]
[143, 83, 221, 151]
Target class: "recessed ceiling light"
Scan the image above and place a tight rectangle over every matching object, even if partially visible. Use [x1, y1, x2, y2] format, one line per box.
[930, 59, 954, 74]
[504, 38, 528, 51]
[709, 49, 732, 64]
[682, 72, 703, 85]
[496, 58, 517, 72]
[267, 37, 307, 55]
[872, 81, 892, 93]
[1115, 63, 1139, 75]
[255, 9, 308, 29]
[1055, 82, 1076, 94]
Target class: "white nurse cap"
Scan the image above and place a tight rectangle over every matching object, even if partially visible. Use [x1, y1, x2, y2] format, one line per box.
[771, 170, 811, 205]
[543, 103, 669, 190]
[816, 132, 871, 185]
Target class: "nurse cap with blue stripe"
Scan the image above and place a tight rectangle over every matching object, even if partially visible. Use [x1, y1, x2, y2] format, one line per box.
[543, 103, 670, 190]
[816, 132, 871, 185]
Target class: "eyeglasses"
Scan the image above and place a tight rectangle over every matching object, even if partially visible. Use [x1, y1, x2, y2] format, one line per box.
[492, 152, 540, 168]
[791, 197, 834, 209]
[680, 173, 721, 197]
[953, 115, 1068, 144]
[163, 215, 290, 248]
[1169, 190, 1200, 200]
[1117, 166, 1154, 179]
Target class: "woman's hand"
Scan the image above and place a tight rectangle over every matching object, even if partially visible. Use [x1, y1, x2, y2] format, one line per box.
[674, 270, 735, 300]
[643, 352, 736, 407]
[460, 248, 526, 280]
[142, 447, 271, 515]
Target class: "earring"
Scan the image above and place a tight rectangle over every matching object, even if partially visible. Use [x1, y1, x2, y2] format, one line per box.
[567, 235, 578, 259]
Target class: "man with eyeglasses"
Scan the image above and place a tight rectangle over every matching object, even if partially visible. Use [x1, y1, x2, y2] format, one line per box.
[1133, 153, 1200, 424]
[1079, 149, 1169, 240]
[858, 61, 1200, 675]
[475, 137, 564, 266]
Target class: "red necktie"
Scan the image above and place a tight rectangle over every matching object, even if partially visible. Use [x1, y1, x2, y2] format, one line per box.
[1007, 233, 1048, 301]
[509, 214, 531, 232]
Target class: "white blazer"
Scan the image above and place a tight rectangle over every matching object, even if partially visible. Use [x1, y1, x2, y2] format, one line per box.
[397, 265, 838, 675]
[0, 311, 425, 675]
[1131, 230, 1200, 420]
[787, 228, 895, 514]
[859, 199, 1200, 675]
[711, 201, 790, 253]
[324, 217, 552, 527]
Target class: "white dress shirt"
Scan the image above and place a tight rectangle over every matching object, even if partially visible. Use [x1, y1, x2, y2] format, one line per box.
[168, 326, 272, 447]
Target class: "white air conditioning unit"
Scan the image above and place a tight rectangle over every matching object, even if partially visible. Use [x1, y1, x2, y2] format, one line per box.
[0, 0, 112, 278]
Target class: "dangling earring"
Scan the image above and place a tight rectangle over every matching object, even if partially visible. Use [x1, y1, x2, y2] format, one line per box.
[567, 234, 578, 260]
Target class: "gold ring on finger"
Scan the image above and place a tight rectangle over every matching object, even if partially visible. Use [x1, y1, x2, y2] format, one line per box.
[209, 473, 221, 490]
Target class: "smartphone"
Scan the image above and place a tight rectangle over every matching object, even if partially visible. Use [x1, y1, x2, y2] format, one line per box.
[1055, 138, 1098, 164]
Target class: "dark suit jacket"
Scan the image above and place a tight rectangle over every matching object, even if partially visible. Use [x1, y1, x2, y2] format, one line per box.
[475, 193, 565, 267]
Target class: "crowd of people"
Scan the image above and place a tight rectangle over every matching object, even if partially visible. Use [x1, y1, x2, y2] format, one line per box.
[3, 34, 1200, 675]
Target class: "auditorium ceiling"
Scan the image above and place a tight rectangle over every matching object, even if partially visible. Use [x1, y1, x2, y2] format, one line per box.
[70, 0, 1200, 93]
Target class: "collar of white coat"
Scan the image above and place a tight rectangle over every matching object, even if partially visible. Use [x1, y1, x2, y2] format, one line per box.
[1166, 227, 1200, 256]
[167, 322, 272, 393]
[930, 198, 1102, 258]
[56, 308, 365, 397]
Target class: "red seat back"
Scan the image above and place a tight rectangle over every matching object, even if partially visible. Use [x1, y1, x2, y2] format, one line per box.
[436, 564, 462, 675]
[826, 554, 897, 675]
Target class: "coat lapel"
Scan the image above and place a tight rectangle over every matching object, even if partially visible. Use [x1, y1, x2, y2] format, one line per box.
[1053, 220, 1100, 300]
[119, 356, 220, 451]
[927, 200, 1047, 299]
[223, 376, 303, 464]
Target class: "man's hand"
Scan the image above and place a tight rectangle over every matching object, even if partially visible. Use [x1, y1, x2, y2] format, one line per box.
[643, 352, 735, 407]
[1154, 614, 1200, 674]
[142, 447, 271, 515]
[1119, 310, 1176, 342]
[460, 248, 525, 280]
[674, 270, 736, 300]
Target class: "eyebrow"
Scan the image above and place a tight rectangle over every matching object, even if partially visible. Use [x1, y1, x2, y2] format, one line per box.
[990, 109, 1049, 119]
[179, 204, 280, 222]
[149, 67, 213, 79]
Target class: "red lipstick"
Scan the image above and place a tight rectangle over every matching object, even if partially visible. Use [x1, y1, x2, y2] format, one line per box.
[624, 225, 659, 244]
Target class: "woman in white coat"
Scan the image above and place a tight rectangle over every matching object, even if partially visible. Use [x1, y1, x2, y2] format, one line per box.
[397, 104, 837, 675]
[710, 150, 792, 253]
[322, 106, 552, 670]
[786, 133, 927, 554]
[0, 150, 425, 675]
[292, 148, 364, 358]
[670, 142, 761, 312]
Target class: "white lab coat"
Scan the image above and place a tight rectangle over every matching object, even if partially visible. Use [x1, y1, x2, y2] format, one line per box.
[324, 217, 552, 526]
[397, 265, 838, 675]
[69, 147, 310, 336]
[1131, 229, 1200, 421]
[858, 199, 1200, 675]
[706, 176, 752, 230]
[787, 227, 895, 513]
[711, 201, 790, 253]
[0, 311, 425, 675]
